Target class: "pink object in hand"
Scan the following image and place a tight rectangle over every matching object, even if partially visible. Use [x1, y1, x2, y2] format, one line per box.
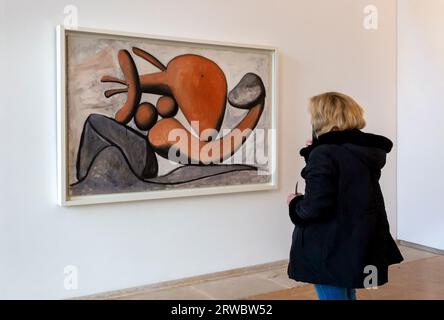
[287, 193, 297, 205]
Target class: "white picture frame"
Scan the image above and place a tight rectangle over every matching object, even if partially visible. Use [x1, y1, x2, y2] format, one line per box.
[56, 25, 278, 206]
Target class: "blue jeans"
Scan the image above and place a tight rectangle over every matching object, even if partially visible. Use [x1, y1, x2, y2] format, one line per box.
[314, 284, 356, 300]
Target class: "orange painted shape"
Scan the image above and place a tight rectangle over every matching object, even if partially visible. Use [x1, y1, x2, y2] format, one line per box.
[114, 50, 141, 124]
[148, 100, 265, 164]
[135, 102, 158, 131]
[165, 55, 227, 140]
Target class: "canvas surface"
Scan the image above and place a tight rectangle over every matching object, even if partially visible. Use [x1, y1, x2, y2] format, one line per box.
[64, 30, 275, 199]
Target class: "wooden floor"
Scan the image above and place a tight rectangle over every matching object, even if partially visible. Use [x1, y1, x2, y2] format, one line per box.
[248, 255, 444, 300]
[96, 245, 443, 300]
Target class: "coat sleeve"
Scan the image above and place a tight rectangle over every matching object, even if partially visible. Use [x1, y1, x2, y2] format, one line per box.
[288, 147, 338, 224]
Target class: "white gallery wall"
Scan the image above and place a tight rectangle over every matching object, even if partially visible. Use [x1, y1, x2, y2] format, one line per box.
[0, 0, 397, 299]
[398, 0, 444, 250]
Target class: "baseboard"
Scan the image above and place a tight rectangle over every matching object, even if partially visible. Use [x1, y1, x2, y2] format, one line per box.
[75, 259, 289, 300]
[398, 240, 444, 255]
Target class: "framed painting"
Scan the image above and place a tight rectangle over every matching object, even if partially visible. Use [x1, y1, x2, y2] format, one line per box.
[57, 26, 278, 206]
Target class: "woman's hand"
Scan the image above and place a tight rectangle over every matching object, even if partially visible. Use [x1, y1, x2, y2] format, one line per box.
[287, 193, 301, 205]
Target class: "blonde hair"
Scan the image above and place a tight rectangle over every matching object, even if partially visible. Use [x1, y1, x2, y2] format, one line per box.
[309, 92, 366, 137]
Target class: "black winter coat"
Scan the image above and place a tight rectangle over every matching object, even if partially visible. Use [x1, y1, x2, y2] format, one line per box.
[288, 129, 403, 288]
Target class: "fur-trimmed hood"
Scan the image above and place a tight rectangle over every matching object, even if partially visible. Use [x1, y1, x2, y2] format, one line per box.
[300, 129, 393, 170]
